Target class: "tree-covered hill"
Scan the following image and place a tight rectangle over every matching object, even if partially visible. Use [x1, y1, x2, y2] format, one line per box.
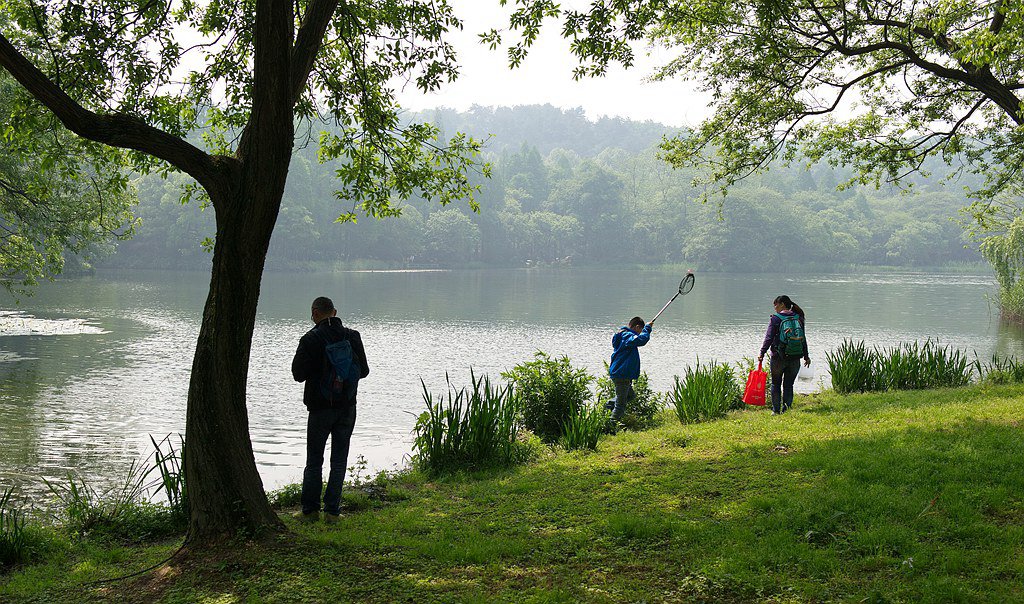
[101, 105, 981, 272]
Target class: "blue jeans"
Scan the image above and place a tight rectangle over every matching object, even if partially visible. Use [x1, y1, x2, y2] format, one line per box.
[770, 355, 802, 414]
[604, 378, 635, 421]
[301, 405, 357, 515]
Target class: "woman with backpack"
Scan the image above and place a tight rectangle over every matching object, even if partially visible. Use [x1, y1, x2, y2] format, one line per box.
[757, 295, 810, 414]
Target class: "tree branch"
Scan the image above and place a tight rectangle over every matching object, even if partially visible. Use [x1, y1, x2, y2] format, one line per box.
[290, 0, 339, 106]
[0, 32, 225, 193]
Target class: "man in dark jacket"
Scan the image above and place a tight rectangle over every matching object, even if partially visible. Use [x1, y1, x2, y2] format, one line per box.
[604, 316, 652, 422]
[291, 296, 370, 522]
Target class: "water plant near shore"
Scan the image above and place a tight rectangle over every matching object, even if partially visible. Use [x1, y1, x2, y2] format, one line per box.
[0, 488, 31, 567]
[412, 372, 525, 475]
[827, 339, 973, 393]
[975, 352, 1024, 384]
[670, 360, 742, 424]
[561, 403, 608, 451]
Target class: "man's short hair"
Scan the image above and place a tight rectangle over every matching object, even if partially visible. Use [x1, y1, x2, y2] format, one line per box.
[629, 316, 645, 330]
[312, 296, 335, 314]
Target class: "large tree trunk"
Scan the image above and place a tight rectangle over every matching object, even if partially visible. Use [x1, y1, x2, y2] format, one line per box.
[182, 193, 283, 541]
[184, 161, 292, 543]
[182, 0, 296, 544]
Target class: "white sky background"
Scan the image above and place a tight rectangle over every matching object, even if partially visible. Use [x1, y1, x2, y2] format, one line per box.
[396, 1, 712, 128]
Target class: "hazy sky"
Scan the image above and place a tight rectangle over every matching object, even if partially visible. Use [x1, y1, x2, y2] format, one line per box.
[397, 1, 710, 127]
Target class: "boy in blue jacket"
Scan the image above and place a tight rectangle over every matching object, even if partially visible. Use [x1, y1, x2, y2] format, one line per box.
[605, 316, 652, 422]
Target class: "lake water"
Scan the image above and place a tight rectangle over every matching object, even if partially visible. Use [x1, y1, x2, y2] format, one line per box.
[2, 268, 1020, 503]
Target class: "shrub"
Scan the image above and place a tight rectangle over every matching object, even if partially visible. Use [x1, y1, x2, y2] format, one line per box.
[502, 352, 594, 443]
[595, 367, 667, 430]
[268, 483, 303, 509]
[412, 371, 524, 476]
[671, 360, 741, 424]
[561, 403, 608, 451]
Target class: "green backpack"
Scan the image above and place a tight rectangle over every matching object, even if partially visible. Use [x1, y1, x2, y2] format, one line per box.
[775, 313, 806, 357]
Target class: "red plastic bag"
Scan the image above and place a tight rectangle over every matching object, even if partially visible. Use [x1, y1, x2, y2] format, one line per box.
[743, 364, 767, 406]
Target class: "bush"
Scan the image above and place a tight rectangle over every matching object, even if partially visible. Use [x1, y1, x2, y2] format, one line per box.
[412, 371, 525, 476]
[268, 483, 303, 509]
[561, 403, 608, 451]
[595, 367, 666, 430]
[502, 352, 594, 443]
[670, 360, 742, 425]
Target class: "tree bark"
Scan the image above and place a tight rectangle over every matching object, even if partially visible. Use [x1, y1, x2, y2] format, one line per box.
[180, 0, 297, 544]
[184, 162, 291, 541]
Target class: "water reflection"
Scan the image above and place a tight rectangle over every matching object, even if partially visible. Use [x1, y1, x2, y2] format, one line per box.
[0, 268, 1017, 506]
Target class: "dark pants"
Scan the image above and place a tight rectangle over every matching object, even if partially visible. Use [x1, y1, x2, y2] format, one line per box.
[301, 405, 357, 515]
[770, 355, 802, 414]
[604, 378, 635, 421]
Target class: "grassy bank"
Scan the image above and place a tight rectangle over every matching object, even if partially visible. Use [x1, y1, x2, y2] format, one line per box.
[3, 384, 1023, 603]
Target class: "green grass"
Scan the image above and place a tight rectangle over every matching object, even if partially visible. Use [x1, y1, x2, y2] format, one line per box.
[3, 384, 1024, 602]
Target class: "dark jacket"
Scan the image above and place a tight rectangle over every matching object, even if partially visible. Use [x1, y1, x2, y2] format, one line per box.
[292, 317, 370, 410]
[759, 310, 810, 359]
[609, 324, 652, 380]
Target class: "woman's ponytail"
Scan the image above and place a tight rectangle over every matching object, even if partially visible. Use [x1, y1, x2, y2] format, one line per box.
[774, 295, 806, 319]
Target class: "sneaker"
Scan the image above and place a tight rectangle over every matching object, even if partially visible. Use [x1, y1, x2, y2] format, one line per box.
[292, 511, 319, 523]
[323, 513, 341, 524]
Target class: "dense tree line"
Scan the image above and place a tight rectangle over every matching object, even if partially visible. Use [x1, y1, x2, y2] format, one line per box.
[103, 106, 980, 272]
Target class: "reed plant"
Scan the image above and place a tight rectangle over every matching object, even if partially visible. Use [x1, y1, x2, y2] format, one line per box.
[826, 339, 878, 393]
[149, 434, 187, 524]
[670, 360, 741, 425]
[827, 339, 973, 393]
[1, 487, 30, 567]
[975, 353, 1024, 384]
[43, 435, 189, 542]
[561, 404, 608, 451]
[412, 371, 524, 476]
[502, 352, 594, 443]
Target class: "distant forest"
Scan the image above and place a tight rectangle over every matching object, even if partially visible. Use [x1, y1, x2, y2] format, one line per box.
[102, 104, 981, 272]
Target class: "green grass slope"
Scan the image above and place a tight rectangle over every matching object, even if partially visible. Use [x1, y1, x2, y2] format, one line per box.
[3, 384, 1023, 603]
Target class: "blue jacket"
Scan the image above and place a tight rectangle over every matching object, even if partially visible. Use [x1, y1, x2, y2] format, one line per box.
[609, 324, 652, 379]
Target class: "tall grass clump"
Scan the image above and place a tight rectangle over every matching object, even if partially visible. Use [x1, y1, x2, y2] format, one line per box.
[595, 367, 666, 430]
[975, 353, 1024, 384]
[412, 371, 524, 476]
[44, 435, 189, 542]
[827, 339, 973, 393]
[670, 360, 741, 425]
[502, 352, 593, 443]
[561, 403, 608, 451]
[0, 488, 42, 567]
[826, 340, 878, 393]
[149, 434, 187, 526]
